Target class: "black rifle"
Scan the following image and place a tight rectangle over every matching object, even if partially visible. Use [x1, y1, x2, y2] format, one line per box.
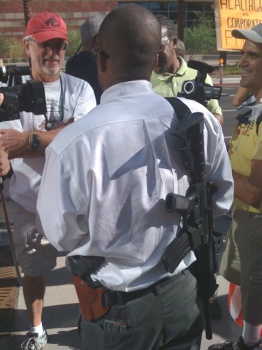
[162, 97, 221, 340]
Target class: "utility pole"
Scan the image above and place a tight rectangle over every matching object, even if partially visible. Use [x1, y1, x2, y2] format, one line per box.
[23, 0, 32, 27]
[177, 0, 185, 41]
[22, 0, 32, 67]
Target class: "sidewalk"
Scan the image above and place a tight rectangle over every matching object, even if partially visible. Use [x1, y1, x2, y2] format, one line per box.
[12, 253, 82, 350]
[211, 74, 240, 87]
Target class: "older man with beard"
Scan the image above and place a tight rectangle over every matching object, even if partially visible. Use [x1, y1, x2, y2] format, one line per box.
[0, 12, 96, 350]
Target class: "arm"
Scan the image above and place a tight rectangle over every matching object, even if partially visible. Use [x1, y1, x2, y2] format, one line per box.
[249, 159, 262, 189]
[0, 147, 11, 177]
[213, 113, 224, 125]
[36, 139, 89, 251]
[0, 118, 73, 159]
[233, 170, 262, 208]
[0, 91, 74, 158]
[232, 86, 250, 108]
[205, 75, 224, 125]
[247, 124, 262, 191]
[206, 100, 224, 125]
[177, 98, 233, 215]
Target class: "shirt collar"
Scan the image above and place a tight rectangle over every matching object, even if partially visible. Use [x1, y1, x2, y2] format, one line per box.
[100, 80, 153, 104]
[236, 102, 262, 123]
[152, 56, 187, 81]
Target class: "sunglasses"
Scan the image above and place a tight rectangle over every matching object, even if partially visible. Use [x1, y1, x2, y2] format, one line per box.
[31, 39, 68, 52]
[91, 46, 110, 59]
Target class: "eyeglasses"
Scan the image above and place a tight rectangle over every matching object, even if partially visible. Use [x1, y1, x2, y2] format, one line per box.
[31, 39, 68, 52]
[91, 46, 110, 59]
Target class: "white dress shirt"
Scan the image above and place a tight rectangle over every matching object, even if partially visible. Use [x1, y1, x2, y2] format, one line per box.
[36, 80, 233, 291]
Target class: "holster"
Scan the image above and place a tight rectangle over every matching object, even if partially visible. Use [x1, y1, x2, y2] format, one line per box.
[72, 274, 109, 321]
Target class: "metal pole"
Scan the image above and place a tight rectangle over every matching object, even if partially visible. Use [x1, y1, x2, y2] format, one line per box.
[219, 57, 224, 85]
[22, 0, 32, 68]
[0, 180, 22, 286]
[178, 0, 185, 41]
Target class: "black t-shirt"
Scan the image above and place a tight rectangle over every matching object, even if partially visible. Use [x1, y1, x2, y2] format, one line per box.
[65, 51, 102, 104]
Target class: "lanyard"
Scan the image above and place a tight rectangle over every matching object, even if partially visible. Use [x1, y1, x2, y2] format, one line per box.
[45, 76, 64, 130]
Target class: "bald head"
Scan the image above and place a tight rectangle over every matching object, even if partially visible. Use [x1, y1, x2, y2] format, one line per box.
[98, 4, 161, 81]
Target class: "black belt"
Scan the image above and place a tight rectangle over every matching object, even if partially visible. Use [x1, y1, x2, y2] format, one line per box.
[103, 270, 185, 307]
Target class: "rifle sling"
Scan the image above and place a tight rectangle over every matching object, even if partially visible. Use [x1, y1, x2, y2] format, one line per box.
[162, 97, 203, 272]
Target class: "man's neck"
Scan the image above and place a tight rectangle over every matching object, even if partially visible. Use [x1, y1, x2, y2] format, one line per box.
[31, 71, 61, 83]
[253, 90, 262, 104]
[169, 57, 181, 74]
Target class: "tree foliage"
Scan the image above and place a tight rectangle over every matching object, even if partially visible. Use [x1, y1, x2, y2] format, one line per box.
[66, 29, 81, 58]
[0, 36, 8, 56]
[184, 14, 216, 55]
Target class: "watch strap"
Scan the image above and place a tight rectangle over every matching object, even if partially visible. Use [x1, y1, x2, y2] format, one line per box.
[29, 133, 40, 151]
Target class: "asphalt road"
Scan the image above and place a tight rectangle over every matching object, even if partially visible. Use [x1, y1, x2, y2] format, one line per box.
[219, 86, 239, 144]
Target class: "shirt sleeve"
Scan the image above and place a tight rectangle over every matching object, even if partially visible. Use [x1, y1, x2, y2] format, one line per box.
[36, 142, 89, 252]
[206, 99, 223, 116]
[182, 98, 233, 216]
[252, 121, 262, 160]
[73, 82, 96, 121]
[203, 112, 233, 215]
[205, 74, 223, 115]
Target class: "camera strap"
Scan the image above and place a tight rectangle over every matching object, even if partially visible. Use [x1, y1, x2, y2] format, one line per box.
[44, 76, 64, 130]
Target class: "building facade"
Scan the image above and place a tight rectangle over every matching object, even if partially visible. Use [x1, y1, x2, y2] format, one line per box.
[0, 0, 215, 39]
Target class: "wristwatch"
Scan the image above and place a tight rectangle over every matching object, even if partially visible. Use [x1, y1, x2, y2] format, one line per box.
[30, 134, 40, 151]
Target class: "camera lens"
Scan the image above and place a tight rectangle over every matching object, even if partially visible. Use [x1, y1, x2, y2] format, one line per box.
[183, 81, 195, 94]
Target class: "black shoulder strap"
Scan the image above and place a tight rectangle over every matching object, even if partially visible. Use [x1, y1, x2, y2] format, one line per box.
[165, 97, 205, 182]
[165, 97, 192, 122]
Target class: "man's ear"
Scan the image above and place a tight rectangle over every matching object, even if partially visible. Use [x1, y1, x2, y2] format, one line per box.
[97, 52, 107, 73]
[91, 34, 99, 49]
[24, 41, 30, 57]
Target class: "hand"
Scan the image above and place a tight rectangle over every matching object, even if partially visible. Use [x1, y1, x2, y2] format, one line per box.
[0, 147, 10, 176]
[0, 129, 29, 158]
[0, 93, 4, 107]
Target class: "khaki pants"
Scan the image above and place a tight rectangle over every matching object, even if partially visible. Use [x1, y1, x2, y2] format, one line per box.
[220, 207, 262, 324]
[13, 201, 57, 277]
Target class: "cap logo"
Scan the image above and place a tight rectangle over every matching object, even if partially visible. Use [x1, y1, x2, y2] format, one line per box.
[45, 16, 60, 28]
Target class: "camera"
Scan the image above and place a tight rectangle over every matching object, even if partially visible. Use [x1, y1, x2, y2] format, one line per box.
[0, 65, 46, 121]
[178, 60, 222, 107]
[0, 65, 31, 83]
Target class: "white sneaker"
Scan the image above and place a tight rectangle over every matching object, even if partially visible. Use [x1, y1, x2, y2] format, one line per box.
[21, 329, 48, 350]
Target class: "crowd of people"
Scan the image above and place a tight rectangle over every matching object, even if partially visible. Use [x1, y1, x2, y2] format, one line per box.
[0, 4, 261, 350]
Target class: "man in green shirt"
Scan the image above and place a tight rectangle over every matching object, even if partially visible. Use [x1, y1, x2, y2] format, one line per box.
[151, 14, 224, 125]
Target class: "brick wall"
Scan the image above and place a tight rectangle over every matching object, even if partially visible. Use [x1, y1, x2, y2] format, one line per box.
[0, 0, 117, 38]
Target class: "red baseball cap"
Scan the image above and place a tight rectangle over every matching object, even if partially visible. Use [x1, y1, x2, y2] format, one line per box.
[25, 12, 70, 43]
